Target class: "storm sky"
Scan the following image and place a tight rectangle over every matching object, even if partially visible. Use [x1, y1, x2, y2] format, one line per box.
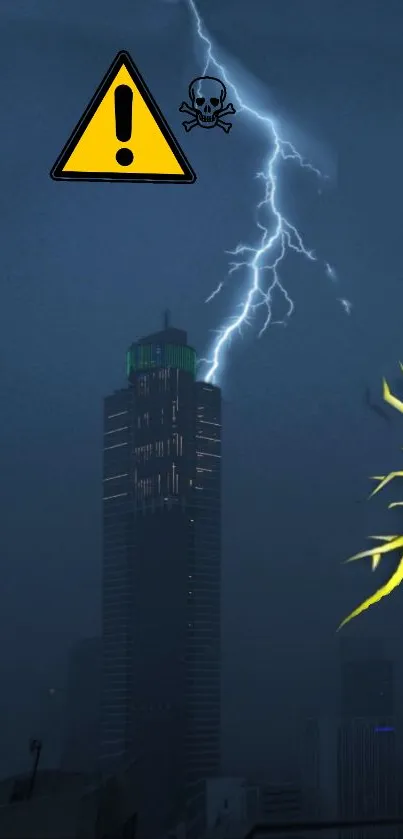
[2, 0, 403, 779]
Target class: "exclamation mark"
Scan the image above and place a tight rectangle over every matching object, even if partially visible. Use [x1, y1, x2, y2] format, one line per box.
[114, 85, 134, 166]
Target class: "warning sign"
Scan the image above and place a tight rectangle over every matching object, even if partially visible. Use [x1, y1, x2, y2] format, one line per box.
[50, 50, 196, 184]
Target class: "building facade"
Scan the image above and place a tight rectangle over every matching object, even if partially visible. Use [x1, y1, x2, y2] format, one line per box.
[338, 640, 397, 837]
[101, 324, 222, 838]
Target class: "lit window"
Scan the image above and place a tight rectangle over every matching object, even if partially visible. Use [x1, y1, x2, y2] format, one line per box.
[103, 442, 128, 451]
[107, 411, 128, 419]
[104, 426, 128, 436]
[103, 473, 128, 482]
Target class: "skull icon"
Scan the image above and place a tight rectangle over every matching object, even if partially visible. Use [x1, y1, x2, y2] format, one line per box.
[179, 77, 236, 132]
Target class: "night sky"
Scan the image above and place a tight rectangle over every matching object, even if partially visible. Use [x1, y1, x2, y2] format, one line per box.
[2, 0, 403, 780]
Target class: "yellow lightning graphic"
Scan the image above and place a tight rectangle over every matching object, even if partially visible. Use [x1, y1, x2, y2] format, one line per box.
[338, 364, 403, 630]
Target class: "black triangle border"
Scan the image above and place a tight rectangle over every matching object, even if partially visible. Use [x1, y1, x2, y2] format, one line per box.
[50, 50, 196, 184]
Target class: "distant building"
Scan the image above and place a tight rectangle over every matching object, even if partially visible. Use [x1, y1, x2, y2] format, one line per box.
[338, 640, 398, 837]
[338, 718, 397, 827]
[61, 637, 101, 774]
[302, 640, 398, 839]
[101, 321, 222, 839]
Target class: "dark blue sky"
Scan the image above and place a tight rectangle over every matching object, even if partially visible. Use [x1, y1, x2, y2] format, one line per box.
[2, 0, 403, 779]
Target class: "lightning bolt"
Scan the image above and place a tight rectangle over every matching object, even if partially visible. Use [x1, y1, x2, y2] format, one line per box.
[185, 0, 350, 384]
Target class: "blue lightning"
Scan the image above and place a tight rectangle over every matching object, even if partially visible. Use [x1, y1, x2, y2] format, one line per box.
[185, 0, 350, 384]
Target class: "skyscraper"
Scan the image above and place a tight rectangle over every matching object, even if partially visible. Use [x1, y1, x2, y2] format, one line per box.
[101, 321, 221, 838]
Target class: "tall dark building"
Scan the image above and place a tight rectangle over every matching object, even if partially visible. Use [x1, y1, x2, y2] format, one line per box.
[101, 322, 221, 838]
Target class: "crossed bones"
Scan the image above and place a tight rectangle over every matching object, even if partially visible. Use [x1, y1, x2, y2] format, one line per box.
[179, 101, 236, 133]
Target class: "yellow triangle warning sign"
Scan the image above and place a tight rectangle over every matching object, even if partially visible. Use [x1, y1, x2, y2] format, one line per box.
[50, 51, 196, 184]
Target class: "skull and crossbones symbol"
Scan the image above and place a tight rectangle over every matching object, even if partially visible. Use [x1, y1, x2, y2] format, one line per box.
[179, 76, 236, 133]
